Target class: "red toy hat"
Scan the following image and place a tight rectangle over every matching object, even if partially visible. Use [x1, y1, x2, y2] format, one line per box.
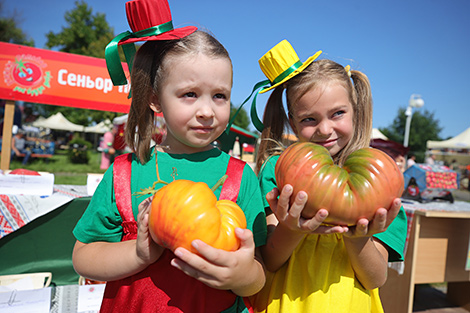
[121, 0, 197, 45]
[105, 0, 197, 86]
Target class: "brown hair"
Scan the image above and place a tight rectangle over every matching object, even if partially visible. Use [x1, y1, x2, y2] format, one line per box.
[255, 59, 373, 172]
[125, 30, 232, 163]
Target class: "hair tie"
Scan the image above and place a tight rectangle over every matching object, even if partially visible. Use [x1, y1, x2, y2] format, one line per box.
[344, 65, 352, 78]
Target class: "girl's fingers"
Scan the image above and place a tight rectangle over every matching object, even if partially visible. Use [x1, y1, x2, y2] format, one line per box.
[183, 229, 253, 269]
[370, 208, 388, 234]
[276, 185, 293, 217]
[136, 197, 153, 230]
[137, 196, 153, 217]
[171, 247, 212, 280]
[192, 240, 229, 267]
[288, 191, 308, 219]
[266, 188, 280, 212]
[367, 198, 401, 235]
[355, 219, 369, 236]
[342, 218, 369, 237]
[385, 198, 401, 226]
[172, 244, 231, 289]
[301, 208, 329, 232]
[315, 224, 349, 234]
[234, 228, 255, 252]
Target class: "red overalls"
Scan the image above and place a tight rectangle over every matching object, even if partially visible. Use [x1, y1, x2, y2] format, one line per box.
[99, 153, 250, 312]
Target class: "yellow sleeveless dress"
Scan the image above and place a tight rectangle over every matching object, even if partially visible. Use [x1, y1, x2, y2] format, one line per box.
[250, 233, 384, 313]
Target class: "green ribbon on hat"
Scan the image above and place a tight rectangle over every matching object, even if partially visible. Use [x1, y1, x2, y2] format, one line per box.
[226, 59, 304, 134]
[271, 60, 303, 85]
[226, 80, 269, 134]
[105, 21, 174, 86]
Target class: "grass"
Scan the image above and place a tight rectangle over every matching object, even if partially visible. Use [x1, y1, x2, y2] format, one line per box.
[9, 149, 106, 185]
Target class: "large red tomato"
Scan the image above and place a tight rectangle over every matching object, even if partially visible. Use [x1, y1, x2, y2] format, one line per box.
[275, 142, 404, 225]
[148, 179, 247, 253]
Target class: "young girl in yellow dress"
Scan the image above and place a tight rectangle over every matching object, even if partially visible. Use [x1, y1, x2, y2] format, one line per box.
[248, 40, 407, 313]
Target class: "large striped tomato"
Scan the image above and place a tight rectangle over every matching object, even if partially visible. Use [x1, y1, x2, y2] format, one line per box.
[148, 179, 247, 253]
[275, 142, 404, 225]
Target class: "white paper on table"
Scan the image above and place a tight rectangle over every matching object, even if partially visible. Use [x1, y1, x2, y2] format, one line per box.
[0, 287, 51, 313]
[77, 284, 105, 312]
[86, 174, 104, 196]
[0, 173, 54, 196]
[0, 193, 73, 233]
[0, 276, 35, 292]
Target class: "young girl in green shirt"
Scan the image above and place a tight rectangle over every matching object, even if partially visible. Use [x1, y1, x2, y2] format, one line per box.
[73, 2, 266, 311]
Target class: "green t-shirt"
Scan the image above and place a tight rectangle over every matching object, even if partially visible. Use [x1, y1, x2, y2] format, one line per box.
[73, 148, 267, 248]
[258, 155, 407, 262]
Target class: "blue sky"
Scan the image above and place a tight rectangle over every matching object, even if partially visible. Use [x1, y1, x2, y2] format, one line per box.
[4, 0, 470, 139]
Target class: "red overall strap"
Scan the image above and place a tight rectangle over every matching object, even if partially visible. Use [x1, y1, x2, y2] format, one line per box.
[220, 157, 255, 313]
[112, 153, 137, 239]
[113, 153, 133, 220]
[220, 156, 245, 202]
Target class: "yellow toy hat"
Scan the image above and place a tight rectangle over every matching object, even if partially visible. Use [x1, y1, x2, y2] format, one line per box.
[227, 40, 322, 133]
[258, 40, 322, 93]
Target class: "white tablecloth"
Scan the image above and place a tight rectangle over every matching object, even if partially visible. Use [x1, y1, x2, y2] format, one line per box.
[0, 185, 88, 239]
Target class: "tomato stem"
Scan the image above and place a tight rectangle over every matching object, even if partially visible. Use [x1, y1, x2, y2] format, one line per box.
[133, 179, 169, 197]
[211, 174, 228, 192]
[133, 150, 169, 197]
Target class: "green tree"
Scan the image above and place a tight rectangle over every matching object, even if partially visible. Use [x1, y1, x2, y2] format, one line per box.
[44, 1, 120, 126]
[45, 0, 114, 58]
[230, 104, 251, 131]
[0, 1, 34, 46]
[379, 107, 443, 162]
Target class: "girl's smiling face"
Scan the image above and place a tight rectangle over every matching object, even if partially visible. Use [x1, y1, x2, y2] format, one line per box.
[151, 53, 232, 154]
[289, 82, 354, 157]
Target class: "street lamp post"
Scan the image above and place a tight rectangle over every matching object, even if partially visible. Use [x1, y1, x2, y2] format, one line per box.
[403, 94, 424, 149]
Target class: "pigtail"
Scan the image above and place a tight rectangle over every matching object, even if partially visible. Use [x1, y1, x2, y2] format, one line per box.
[335, 69, 373, 166]
[255, 86, 288, 174]
[351, 70, 373, 147]
[126, 89, 155, 163]
[125, 42, 161, 164]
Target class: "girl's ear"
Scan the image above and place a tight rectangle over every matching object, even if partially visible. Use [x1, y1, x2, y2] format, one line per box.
[149, 93, 162, 113]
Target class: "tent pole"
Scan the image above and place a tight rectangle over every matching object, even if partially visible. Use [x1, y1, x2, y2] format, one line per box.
[1, 100, 15, 171]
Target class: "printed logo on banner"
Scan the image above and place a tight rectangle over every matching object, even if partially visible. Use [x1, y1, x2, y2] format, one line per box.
[3, 54, 51, 96]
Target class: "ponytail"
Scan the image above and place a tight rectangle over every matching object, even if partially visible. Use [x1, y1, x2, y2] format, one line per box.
[255, 86, 289, 173]
[335, 69, 373, 166]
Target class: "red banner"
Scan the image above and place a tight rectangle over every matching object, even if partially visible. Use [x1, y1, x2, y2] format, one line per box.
[0, 42, 131, 113]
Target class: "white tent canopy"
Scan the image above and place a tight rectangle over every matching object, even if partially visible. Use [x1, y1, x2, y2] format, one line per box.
[31, 112, 85, 132]
[372, 128, 389, 140]
[427, 127, 470, 149]
[84, 119, 112, 134]
[113, 114, 128, 125]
